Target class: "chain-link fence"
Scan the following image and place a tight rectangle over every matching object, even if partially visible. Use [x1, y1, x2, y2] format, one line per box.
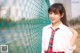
[0, 0, 51, 53]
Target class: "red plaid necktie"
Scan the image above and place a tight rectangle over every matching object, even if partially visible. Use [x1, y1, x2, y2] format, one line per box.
[45, 27, 59, 53]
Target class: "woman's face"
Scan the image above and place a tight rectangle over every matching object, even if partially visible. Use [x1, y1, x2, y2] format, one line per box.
[49, 12, 63, 24]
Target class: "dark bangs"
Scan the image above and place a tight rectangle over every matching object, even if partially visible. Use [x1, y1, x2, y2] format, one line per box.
[48, 7, 59, 14]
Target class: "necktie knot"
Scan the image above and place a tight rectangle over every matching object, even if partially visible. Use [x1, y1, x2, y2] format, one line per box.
[50, 27, 59, 33]
[55, 28, 59, 31]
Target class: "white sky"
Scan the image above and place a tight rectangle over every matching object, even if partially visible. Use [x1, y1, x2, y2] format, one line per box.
[49, 0, 55, 5]
[71, 0, 80, 18]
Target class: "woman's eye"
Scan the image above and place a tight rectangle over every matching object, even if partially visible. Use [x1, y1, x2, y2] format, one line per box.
[54, 12, 59, 15]
[49, 12, 52, 14]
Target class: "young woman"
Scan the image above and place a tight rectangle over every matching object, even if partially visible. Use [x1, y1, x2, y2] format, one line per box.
[42, 3, 78, 53]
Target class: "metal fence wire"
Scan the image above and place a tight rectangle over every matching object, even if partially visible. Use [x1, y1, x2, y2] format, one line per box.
[0, 0, 50, 53]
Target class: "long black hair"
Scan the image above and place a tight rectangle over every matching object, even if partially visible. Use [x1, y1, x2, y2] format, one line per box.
[48, 3, 69, 26]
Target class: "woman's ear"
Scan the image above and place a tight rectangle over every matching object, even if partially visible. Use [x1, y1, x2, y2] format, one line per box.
[61, 13, 64, 18]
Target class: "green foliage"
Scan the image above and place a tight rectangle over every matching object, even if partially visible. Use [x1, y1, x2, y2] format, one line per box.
[0, 18, 16, 30]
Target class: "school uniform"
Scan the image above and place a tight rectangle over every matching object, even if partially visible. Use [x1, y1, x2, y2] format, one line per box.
[42, 23, 76, 53]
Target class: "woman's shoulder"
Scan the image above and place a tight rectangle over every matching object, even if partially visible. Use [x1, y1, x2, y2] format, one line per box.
[68, 27, 78, 36]
[63, 25, 78, 36]
[61, 24, 73, 34]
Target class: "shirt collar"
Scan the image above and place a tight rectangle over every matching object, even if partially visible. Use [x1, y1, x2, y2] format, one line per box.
[49, 22, 64, 30]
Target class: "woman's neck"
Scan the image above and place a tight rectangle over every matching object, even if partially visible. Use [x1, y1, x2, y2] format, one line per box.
[52, 21, 61, 29]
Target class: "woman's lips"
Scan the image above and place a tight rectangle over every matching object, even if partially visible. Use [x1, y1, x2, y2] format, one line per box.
[51, 19, 56, 20]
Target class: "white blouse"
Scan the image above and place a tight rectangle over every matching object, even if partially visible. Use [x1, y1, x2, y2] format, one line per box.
[42, 23, 76, 53]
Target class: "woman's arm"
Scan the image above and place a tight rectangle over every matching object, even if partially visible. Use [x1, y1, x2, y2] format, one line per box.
[68, 27, 78, 46]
